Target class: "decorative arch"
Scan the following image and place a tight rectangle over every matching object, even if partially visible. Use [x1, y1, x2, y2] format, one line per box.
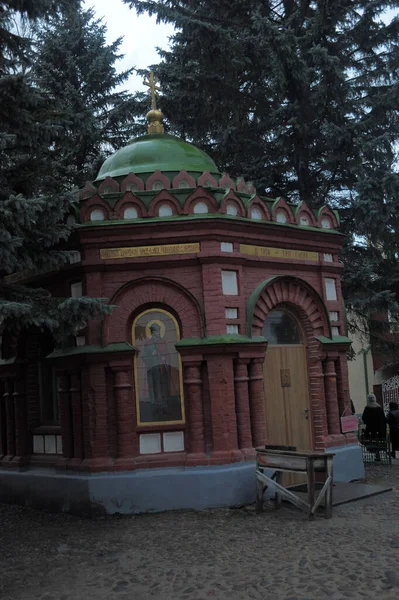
[98, 176, 119, 195]
[79, 181, 96, 200]
[294, 201, 317, 227]
[316, 206, 339, 229]
[246, 275, 331, 341]
[147, 190, 183, 217]
[172, 170, 196, 190]
[184, 188, 218, 214]
[219, 189, 246, 217]
[80, 195, 111, 222]
[197, 171, 218, 188]
[114, 192, 147, 219]
[247, 195, 271, 221]
[219, 173, 236, 191]
[145, 170, 171, 191]
[271, 198, 295, 224]
[121, 172, 145, 193]
[103, 276, 205, 345]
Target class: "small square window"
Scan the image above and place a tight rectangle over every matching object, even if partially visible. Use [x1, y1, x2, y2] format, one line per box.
[76, 336, 86, 347]
[140, 433, 161, 454]
[44, 435, 57, 455]
[226, 325, 239, 334]
[331, 326, 340, 336]
[222, 270, 238, 295]
[33, 435, 44, 454]
[323, 253, 333, 262]
[70, 281, 83, 298]
[329, 311, 339, 322]
[163, 432, 184, 452]
[325, 278, 337, 301]
[56, 436, 63, 455]
[225, 308, 238, 319]
[221, 242, 233, 252]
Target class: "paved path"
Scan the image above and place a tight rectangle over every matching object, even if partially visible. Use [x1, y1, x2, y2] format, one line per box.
[1, 464, 399, 600]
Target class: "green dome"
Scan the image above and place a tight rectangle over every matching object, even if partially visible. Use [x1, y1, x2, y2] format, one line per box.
[95, 134, 220, 182]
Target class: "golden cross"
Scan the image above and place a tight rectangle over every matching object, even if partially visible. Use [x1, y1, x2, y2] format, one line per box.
[143, 71, 161, 110]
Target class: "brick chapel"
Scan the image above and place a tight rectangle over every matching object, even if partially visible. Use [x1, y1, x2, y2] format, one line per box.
[0, 91, 364, 514]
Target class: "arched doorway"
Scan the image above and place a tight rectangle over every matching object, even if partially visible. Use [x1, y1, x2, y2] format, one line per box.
[263, 309, 312, 452]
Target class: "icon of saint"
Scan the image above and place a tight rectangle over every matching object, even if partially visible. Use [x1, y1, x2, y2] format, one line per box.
[143, 323, 169, 412]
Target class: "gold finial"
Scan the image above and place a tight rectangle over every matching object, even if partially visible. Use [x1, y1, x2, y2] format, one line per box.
[143, 71, 164, 134]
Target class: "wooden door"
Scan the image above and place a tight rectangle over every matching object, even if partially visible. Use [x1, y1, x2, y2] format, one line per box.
[262, 309, 312, 486]
[263, 345, 312, 453]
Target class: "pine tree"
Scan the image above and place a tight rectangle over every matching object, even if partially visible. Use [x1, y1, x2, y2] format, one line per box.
[126, 0, 399, 356]
[0, 1, 113, 343]
[32, 5, 142, 190]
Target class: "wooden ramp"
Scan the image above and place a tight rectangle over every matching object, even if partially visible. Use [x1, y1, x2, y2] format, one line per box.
[288, 481, 392, 508]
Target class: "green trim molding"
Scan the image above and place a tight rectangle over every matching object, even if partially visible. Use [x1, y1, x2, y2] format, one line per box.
[176, 335, 267, 348]
[47, 342, 137, 360]
[316, 335, 352, 345]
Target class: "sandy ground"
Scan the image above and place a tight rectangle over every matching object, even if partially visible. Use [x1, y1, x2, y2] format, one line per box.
[1, 464, 399, 600]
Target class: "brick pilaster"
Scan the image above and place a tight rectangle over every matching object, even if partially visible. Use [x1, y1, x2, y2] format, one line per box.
[248, 358, 266, 448]
[234, 358, 252, 449]
[323, 358, 340, 435]
[206, 356, 238, 453]
[183, 361, 205, 455]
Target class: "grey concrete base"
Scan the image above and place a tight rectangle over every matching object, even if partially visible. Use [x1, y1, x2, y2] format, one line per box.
[0, 462, 257, 515]
[0, 445, 365, 515]
[326, 443, 365, 482]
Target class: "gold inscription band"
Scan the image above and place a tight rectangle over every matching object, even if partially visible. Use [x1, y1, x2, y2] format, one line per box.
[100, 243, 200, 260]
[240, 244, 319, 262]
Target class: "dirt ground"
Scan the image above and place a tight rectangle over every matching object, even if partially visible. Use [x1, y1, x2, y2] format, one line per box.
[1, 464, 398, 600]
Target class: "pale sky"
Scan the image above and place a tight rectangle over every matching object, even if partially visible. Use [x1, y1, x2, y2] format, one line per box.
[84, 0, 174, 93]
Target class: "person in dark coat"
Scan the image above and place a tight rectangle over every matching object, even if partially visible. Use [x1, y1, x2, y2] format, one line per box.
[387, 401, 399, 458]
[362, 394, 386, 436]
[362, 394, 387, 461]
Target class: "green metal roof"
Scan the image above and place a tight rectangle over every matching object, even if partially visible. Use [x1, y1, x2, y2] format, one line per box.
[95, 134, 220, 182]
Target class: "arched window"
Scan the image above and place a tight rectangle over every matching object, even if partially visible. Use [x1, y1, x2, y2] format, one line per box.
[193, 201, 208, 214]
[90, 208, 105, 221]
[321, 217, 332, 229]
[158, 204, 173, 217]
[251, 207, 262, 220]
[226, 203, 238, 216]
[262, 310, 303, 345]
[123, 206, 138, 219]
[299, 214, 309, 226]
[133, 309, 185, 425]
[276, 211, 287, 224]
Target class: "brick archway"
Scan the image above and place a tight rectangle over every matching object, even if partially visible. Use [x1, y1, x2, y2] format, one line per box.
[103, 276, 205, 345]
[247, 276, 332, 450]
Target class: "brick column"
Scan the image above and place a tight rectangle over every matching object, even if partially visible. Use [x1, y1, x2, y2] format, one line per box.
[13, 375, 27, 462]
[113, 367, 135, 463]
[248, 358, 266, 448]
[58, 372, 74, 459]
[4, 378, 16, 458]
[234, 359, 252, 449]
[81, 364, 112, 470]
[335, 354, 350, 417]
[69, 373, 84, 462]
[206, 356, 239, 456]
[183, 361, 205, 455]
[323, 358, 340, 435]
